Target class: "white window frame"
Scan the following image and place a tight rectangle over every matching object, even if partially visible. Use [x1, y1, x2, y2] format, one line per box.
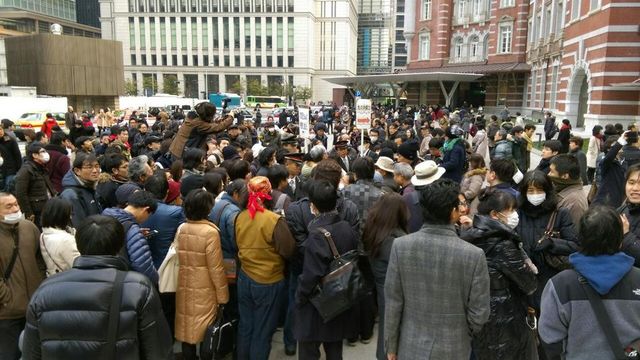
[500, 0, 515, 8]
[454, 38, 464, 61]
[470, 36, 480, 59]
[530, 69, 537, 107]
[550, 64, 559, 108]
[498, 24, 512, 53]
[457, 0, 467, 19]
[571, 0, 580, 20]
[419, 33, 430, 60]
[472, 0, 483, 18]
[555, 1, 565, 32]
[422, 0, 432, 20]
[589, 0, 600, 11]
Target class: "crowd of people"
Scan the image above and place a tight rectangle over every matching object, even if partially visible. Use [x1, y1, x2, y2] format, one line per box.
[1, 100, 640, 360]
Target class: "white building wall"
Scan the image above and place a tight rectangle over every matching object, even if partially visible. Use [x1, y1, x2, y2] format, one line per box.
[100, 0, 357, 103]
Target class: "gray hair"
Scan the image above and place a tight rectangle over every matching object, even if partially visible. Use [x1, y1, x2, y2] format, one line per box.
[309, 144, 327, 163]
[128, 155, 149, 182]
[393, 163, 414, 180]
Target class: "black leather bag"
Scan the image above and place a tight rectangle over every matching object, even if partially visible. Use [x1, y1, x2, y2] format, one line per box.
[309, 227, 373, 323]
[200, 305, 237, 360]
[536, 211, 579, 271]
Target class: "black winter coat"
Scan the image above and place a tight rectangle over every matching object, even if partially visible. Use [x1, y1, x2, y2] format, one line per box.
[285, 193, 360, 275]
[293, 212, 359, 342]
[592, 141, 626, 207]
[22, 256, 173, 360]
[461, 216, 537, 360]
[516, 203, 578, 311]
[59, 171, 103, 228]
[440, 139, 466, 183]
[619, 203, 640, 266]
[0, 135, 22, 177]
[14, 160, 56, 221]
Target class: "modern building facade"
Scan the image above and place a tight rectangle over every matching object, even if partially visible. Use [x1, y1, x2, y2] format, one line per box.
[76, 0, 100, 28]
[99, 0, 358, 103]
[526, 0, 640, 128]
[357, 0, 394, 75]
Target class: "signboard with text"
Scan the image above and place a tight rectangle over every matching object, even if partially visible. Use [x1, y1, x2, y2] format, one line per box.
[356, 99, 372, 130]
[298, 106, 310, 137]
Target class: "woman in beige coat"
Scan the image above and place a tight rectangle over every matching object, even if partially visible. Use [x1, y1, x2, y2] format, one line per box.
[175, 189, 229, 360]
[460, 153, 488, 217]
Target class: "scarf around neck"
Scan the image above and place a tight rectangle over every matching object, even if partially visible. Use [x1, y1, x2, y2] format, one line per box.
[551, 176, 581, 193]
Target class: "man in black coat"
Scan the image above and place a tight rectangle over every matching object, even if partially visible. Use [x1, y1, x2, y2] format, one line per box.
[0, 125, 22, 191]
[21, 214, 173, 360]
[282, 159, 360, 355]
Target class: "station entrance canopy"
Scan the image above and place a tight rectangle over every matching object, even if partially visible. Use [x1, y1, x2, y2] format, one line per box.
[325, 62, 530, 106]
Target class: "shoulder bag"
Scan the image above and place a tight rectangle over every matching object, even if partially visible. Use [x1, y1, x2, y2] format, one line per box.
[578, 273, 640, 359]
[3, 232, 19, 281]
[40, 234, 66, 277]
[535, 210, 579, 271]
[200, 305, 237, 360]
[309, 227, 373, 323]
[158, 224, 184, 293]
[104, 269, 126, 360]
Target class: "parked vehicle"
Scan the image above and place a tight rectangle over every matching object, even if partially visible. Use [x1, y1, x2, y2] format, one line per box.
[15, 112, 66, 129]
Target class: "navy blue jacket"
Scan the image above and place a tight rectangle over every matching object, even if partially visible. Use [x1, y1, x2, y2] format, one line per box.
[102, 207, 158, 284]
[142, 201, 185, 268]
[59, 171, 102, 228]
[208, 193, 241, 259]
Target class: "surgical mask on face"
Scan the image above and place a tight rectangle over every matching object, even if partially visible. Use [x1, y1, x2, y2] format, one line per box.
[2, 210, 23, 225]
[370, 136, 378, 143]
[527, 193, 546, 206]
[40, 152, 50, 163]
[500, 211, 519, 229]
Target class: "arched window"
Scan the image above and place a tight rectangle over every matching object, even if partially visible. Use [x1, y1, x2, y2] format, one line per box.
[454, 37, 464, 61]
[469, 35, 480, 59]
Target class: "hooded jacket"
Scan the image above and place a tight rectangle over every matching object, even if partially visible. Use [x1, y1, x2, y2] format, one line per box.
[59, 170, 103, 228]
[21, 256, 173, 360]
[539, 253, 640, 360]
[102, 207, 158, 284]
[14, 160, 56, 220]
[440, 137, 466, 183]
[460, 215, 537, 360]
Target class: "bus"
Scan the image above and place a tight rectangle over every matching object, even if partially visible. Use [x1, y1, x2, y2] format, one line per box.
[209, 93, 243, 109]
[245, 95, 287, 109]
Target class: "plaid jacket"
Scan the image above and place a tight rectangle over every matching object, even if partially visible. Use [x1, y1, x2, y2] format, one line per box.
[343, 179, 382, 235]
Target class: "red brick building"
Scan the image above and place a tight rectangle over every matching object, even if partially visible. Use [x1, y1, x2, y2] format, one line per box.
[526, 0, 640, 129]
[400, 0, 531, 112]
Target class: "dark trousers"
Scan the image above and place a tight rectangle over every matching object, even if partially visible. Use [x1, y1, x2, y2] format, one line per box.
[0, 318, 25, 360]
[298, 341, 343, 360]
[237, 270, 285, 360]
[283, 270, 298, 348]
[182, 342, 198, 360]
[159, 292, 176, 337]
[349, 293, 376, 341]
[587, 167, 596, 183]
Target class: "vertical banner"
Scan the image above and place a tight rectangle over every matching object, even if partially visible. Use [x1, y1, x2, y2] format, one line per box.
[356, 99, 372, 130]
[298, 106, 310, 137]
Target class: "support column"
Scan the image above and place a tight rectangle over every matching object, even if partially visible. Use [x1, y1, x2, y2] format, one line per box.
[403, 0, 417, 64]
[439, 80, 460, 106]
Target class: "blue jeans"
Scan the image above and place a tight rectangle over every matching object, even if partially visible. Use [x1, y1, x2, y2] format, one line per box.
[283, 270, 298, 348]
[237, 270, 285, 360]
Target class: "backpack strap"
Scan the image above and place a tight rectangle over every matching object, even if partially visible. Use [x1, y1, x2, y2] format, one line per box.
[213, 200, 232, 226]
[317, 227, 340, 259]
[577, 273, 628, 360]
[104, 269, 126, 360]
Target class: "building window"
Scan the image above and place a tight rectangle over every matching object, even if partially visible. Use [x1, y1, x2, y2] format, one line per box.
[141, 55, 147, 66]
[571, 0, 580, 20]
[234, 17, 240, 49]
[498, 24, 512, 53]
[256, 18, 262, 49]
[224, 55, 230, 67]
[131, 54, 136, 65]
[150, 19, 156, 49]
[267, 56, 273, 67]
[422, 0, 431, 19]
[182, 55, 188, 66]
[590, 0, 600, 11]
[245, 55, 251, 66]
[535, 12, 541, 39]
[193, 55, 199, 66]
[223, 18, 229, 48]
[204, 55, 209, 66]
[457, 0, 467, 19]
[191, 18, 197, 49]
[129, 17, 135, 48]
[288, 55, 294, 66]
[170, 17, 177, 49]
[257, 56, 262, 66]
[151, 55, 157, 66]
[202, 18, 208, 49]
[139, 18, 146, 49]
[172, 54, 178, 66]
[245, 20, 251, 48]
[277, 18, 283, 50]
[470, 36, 480, 59]
[550, 64, 559, 108]
[419, 33, 430, 60]
[181, 18, 187, 49]
[556, 1, 565, 31]
[453, 37, 463, 61]
[472, 0, 482, 18]
[162, 55, 167, 66]
[543, 7, 551, 38]
[160, 18, 167, 49]
[288, 18, 294, 50]
[266, 18, 272, 49]
[500, 0, 514, 7]
[277, 55, 283, 67]
[528, 19, 533, 43]
[530, 69, 537, 106]
[212, 18, 218, 48]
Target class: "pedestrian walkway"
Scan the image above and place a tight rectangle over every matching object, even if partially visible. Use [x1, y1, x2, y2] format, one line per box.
[269, 326, 378, 359]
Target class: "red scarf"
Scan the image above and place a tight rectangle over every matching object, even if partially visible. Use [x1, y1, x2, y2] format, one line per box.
[561, 124, 571, 131]
[247, 191, 272, 219]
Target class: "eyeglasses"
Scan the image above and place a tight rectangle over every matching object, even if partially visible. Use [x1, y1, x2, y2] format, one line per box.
[458, 201, 468, 207]
[82, 164, 101, 170]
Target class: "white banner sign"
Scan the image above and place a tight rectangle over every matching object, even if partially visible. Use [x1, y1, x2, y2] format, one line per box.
[298, 106, 310, 137]
[356, 99, 372, 130]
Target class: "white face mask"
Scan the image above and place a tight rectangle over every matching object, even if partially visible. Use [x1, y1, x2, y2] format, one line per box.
[500, 211, 519, 229]
[40, 152, 50, 163]
[2, 210, 23, 224]
[370, 136, 378, 143]
[527, 193, 546, 206]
